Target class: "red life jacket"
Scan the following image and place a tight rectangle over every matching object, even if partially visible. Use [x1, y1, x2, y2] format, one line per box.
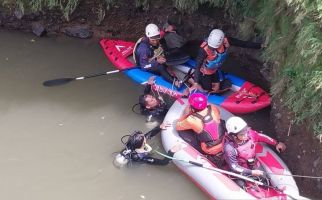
[234, 130, 258, 168]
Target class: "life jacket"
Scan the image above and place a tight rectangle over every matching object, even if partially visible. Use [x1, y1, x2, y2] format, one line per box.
[233, 130, 258, 168]
[133, 37, 164, 65]
[193, 105, 224, 155]
[200, 38, 229, 75]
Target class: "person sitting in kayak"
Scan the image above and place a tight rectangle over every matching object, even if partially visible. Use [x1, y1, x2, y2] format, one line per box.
[175, 93, 226, 167]
[114, 122, 181, 167]
[223, 116, 286, 186]
[134, 23, 181, 88]
[138, 76, 169, 122]
[193, 29, 264, 94]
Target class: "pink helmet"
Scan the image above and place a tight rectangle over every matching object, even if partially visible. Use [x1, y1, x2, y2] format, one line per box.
[188, 93, 207, 110]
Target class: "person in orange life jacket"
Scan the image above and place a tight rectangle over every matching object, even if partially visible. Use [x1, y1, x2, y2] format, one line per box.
[192, 29, 266, 94]
[223, 116, 286, 178]
[114, 122, 181, 167]
[175, 93, 226, 166]
[139, 76, 169, 122]
[134, 23, 181, 88]
[192, 29, 232, 94]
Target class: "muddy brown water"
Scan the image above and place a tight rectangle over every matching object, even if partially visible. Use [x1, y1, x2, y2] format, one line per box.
[0, 30, 208, 200]
[0, 29, 287, 200]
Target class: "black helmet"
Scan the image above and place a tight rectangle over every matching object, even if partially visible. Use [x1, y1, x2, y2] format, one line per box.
[126, 131, 145, 150]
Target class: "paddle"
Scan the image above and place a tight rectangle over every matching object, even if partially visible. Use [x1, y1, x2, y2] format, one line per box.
[43, 69, 125, 87]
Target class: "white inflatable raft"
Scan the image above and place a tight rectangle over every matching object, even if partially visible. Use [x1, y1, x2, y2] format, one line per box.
[161, 99, 300, 199]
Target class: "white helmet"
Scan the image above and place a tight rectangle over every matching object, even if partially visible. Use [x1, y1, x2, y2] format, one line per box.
[208, 29, 225, 48]
[145, 23, 160, 38]
[226, 116, 247, 134]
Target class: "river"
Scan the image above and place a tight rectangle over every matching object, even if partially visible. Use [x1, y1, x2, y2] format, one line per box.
[0, 28, 280, 200]
[0, 30, 208, 200]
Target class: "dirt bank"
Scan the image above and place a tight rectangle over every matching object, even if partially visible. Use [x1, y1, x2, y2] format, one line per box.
[1, 0, 321, 198]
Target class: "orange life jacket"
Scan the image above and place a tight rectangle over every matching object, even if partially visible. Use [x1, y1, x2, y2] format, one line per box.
[200, 38, 229, 75]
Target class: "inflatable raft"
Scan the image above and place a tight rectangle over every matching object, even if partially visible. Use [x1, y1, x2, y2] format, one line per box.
[161, 99, 300, 199]
[100, 39, 270, 114]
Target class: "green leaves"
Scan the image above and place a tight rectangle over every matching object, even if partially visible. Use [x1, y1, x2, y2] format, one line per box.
[9, 0, 81, 21]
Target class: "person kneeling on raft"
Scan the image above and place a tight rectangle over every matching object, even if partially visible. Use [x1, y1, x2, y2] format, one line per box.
[175, 93, 226, 167]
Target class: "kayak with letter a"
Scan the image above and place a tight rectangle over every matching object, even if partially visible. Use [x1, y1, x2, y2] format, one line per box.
[100, 39, 270, 114]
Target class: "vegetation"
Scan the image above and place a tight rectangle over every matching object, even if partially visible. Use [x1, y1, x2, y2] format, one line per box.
[1, 0, 321, 136]
[1, 0, 80, 21]
[175, 0, 322, 137]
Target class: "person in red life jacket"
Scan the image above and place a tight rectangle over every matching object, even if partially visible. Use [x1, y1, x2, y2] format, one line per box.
[175, 93, 226, 166]
[114, 122, 181, 167]
[138, 76, 169, 122]
[134, 23, 181, 88]
[223, 116, 286, 178]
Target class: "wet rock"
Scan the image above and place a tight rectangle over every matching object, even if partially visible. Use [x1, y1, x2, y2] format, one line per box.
[14, 9, 24, 20]
[62, 25, 93, 39]
[32, 22, 46, 37]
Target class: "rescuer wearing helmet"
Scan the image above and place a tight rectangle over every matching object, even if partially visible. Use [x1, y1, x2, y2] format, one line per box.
[175, 93, 225, 166]
[134, 23, 181, 88]
[223, 116, 286, 179]
[192, 29, 232, 94]
[192, 28, 267, 94]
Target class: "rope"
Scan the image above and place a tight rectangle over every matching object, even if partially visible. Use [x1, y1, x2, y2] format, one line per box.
[155, 150, 322, 179]
[266, 172, 322, 179]
[154, 150, 264, 185]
